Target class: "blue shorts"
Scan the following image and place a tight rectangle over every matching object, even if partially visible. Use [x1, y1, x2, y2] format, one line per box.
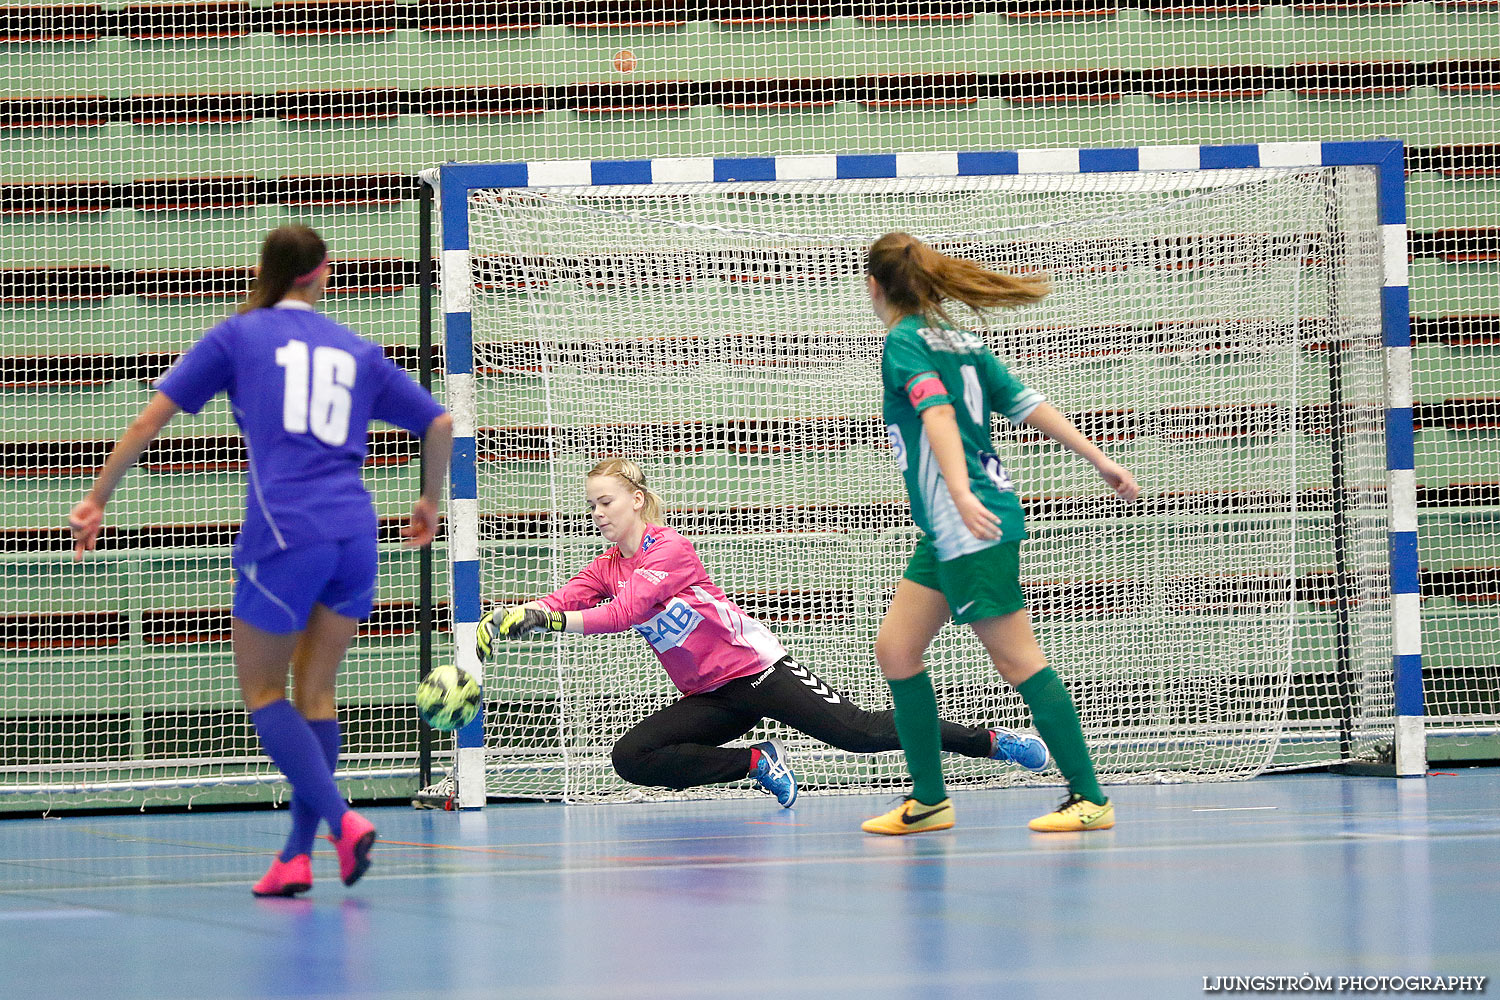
[233, 535, 378, 634]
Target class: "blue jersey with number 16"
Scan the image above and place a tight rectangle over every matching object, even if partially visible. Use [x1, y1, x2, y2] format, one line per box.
[156, 302, 446, 564]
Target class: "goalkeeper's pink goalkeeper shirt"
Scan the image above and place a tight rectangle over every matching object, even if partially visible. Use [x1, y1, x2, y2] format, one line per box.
[536, 525, 787, 696]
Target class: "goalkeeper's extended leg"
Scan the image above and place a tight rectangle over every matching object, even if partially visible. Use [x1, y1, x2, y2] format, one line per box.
[746, 655, 999, 759]
[610, 694, 766, 792]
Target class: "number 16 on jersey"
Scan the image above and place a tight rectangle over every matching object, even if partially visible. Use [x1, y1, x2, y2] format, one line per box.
[275, 339, 356, 446]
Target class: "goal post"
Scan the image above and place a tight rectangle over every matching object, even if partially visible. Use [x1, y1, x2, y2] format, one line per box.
[433, 140, 1422, 808]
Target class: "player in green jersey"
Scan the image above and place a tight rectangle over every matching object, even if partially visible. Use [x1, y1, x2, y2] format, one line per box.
[860, 232, 1141, 836]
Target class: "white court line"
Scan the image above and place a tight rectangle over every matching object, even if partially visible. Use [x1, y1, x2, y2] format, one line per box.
[0, 851, 266, 864]
[8, 827, 1500, 896]
[0, 908, 114, 920]
[1191, 806, 1280, 812]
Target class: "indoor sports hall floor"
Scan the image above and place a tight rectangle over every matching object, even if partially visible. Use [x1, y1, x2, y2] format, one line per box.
[2, 770, 1496, 1000]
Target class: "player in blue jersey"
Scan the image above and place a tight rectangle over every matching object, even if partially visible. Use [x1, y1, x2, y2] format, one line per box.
[860, 232, 1140, 836]
[69, 225, 453, 895]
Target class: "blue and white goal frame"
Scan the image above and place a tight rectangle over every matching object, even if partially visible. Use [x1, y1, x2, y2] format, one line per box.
[431, 139, 1423, 806]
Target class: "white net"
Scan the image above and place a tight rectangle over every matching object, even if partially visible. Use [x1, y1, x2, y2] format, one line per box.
[5, 1, 1495, 811]
[463, 163, 1392, 801]
[0, 218, 433, 811]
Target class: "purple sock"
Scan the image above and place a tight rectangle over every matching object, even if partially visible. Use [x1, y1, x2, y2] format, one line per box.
[279, 717, 341, 863]
[251, 699, 349, 848]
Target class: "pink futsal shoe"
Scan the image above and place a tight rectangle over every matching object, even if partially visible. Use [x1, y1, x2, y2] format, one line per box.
[252, 853, 312, 898]
[328, 810, 377, 887]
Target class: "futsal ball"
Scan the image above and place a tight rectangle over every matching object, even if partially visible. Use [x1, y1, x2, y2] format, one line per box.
[416, 665, 481, 731]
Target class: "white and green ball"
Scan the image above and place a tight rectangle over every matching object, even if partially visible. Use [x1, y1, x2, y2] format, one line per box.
[416, 664, 481, 731]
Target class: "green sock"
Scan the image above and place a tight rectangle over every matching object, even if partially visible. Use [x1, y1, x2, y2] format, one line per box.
[887, 672, 947, 806]
[1016, 667, 1105, 805]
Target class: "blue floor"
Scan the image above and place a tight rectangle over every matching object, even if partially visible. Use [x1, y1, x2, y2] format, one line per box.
[1, 771, 1497, 1000]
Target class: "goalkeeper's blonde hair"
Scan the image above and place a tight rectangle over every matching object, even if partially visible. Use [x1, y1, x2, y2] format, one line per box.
[588, 459, 663, 524]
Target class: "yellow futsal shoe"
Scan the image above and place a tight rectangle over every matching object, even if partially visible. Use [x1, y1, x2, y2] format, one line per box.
[861, 797, 954, 835]
[1028, 793, 1114, 832]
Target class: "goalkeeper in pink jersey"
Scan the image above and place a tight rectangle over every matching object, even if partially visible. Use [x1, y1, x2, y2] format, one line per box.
[476, 458, 1049, 806]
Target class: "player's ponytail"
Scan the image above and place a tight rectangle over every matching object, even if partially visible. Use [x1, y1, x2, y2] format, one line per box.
[238, 225, 329, 314]
[588, 458, 664, 524]
[866, 231, 1049, 330]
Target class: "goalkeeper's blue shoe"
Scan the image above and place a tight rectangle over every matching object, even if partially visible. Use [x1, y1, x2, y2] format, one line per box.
[989, 727, 1049, 772]
[749, 738, 797, 808]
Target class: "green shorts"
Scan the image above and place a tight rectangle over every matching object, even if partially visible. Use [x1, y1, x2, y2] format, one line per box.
[902, 536, 1026, 625]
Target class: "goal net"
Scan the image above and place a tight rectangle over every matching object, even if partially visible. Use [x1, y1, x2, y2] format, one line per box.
[449, 152, 1405, 803]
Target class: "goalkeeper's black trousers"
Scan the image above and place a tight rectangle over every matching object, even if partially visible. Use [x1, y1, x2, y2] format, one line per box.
[610, 654, 994, 791]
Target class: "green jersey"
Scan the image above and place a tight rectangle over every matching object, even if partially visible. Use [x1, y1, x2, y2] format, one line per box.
[881, 315, 1044, 561]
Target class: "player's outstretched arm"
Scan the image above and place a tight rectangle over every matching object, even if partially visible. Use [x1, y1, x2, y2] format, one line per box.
[497, 607, 568, 637]
[1022, 402, 1141, 502]
[403, 412, 453, 548]
[69, 392, 182, 561]
[474, 553, 618, 660]
[476, 604, 578, 661]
